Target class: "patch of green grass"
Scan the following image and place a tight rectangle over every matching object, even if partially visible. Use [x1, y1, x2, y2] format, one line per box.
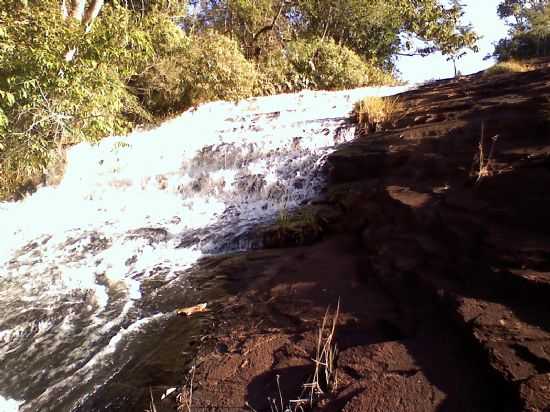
[265, 207, 323, 247]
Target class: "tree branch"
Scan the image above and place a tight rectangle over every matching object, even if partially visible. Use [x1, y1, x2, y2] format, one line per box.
[252, 0, 286, 42]
[83, 0, 105, 26]
[68, 0, 85, 21]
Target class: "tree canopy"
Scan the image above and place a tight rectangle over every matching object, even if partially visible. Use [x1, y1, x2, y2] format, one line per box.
[186, 0, 479, 67]
[493, 0, 550, 60]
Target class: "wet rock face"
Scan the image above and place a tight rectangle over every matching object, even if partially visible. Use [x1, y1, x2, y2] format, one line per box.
[235, 174, 266, 194]
[187, 66, 550, 412]
[323, 67, 550, 411]
[126, 228, 169, 244]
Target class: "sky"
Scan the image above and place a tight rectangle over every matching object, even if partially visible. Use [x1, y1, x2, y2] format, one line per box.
[396, 0, 509, 83]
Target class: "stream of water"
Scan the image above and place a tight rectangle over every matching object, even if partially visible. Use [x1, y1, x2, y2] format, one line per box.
[0, 85, 408, 411]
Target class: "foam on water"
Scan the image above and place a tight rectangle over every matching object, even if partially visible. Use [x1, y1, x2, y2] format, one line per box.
[0, 85, 410, 410]
[0, 396, 23, 412]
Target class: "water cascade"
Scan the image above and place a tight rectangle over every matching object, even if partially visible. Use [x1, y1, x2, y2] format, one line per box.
[0, 85, 409, 411]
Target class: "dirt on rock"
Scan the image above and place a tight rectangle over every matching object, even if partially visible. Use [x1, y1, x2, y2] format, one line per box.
[155, 64, 550, 412]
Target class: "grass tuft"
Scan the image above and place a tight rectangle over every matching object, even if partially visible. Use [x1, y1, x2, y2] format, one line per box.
[246, 301, 341, 412]
[472, 122, 499, 183]
[146, 387, 157, 412]
[177, 365, 196, 412]
[306, 299, 340, 401]
[484, 60, 532, 76]
[353, 96, 402, 134]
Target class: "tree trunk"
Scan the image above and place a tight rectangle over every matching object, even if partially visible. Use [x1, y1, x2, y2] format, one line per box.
[251, 0, 286, 58]
[63, 0, 104, 26]
[68, 0, 86, 21]
[62, 0, 105, 62]
[82, 0, 105, 26]
[61, 0, 69, 18]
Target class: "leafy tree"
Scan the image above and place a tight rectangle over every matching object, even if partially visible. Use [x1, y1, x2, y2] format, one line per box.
[439, 0, 479, 76]
[186, 0, 294, 59]
[293, 0, 479, 68]
[0, 0, 183, 199]
[497, 0, 548, 30]
[493, 0, 550, 60]
[285, 37, 394, 90]
[187, 0, 478, 68]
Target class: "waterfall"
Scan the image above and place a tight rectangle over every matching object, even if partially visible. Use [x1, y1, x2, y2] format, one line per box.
[0, 85, 409, 411]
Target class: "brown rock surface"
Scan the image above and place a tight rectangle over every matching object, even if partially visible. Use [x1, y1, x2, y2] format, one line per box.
[177, 65, 550, 411]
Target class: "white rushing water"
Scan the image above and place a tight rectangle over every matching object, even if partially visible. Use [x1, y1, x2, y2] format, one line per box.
[0, 85, 409, 411]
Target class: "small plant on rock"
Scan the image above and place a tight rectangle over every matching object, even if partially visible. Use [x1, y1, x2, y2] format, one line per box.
[246, 301, 341, 412]
[306, 300, 340, 402]
[473, 122, 499, 183]
[353, 96, 402, 134]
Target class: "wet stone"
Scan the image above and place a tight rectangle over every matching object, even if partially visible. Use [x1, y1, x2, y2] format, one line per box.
[127, 228, 169, 244]
[235, 174, 266, 194]
[215, 342, 229, 354]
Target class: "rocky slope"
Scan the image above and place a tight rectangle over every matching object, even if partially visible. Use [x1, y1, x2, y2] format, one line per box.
[155, 66, 550, 412]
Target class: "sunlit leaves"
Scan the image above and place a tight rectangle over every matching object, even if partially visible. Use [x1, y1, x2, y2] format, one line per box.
[493, 0, 550, 60]
[0, 0, 176, 199]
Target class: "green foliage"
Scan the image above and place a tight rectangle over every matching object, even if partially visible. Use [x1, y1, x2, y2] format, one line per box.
[493, 34, 550, 61]
[295, 0, 401, 64]
[181, 31, 258, 105]
[190, 0, 478, 68]
[0, 0, 478, 200]
[186, 0, 294, 59]
[0, 0, 181, 199]
[255, 49, 296, 95]
[294, 0, 478, 66]
[267, 206, 324, 247]
[493, 0, 550, 60]
[131, 55, 189, 116]
[285, 38, 395, 91]
[134, 31, 258, 114]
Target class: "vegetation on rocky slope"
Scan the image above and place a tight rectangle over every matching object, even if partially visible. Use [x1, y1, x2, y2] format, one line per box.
[0, 0, 479, 200]
[492, 0, 550, 61]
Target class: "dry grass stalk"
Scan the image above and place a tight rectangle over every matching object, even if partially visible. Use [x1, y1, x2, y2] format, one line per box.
[475, 122, 499, 183]
[177, 365, 196, 412]
[484, 60, 532, 76]
[247, 301, 341, 412]
[353, 96, 402, 133]
[260, 374, 308, 412]
[305, 299, 340, 404]
[146, 387, 158, 412]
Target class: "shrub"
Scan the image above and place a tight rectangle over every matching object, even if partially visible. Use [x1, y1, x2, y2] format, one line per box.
[181, 31, 258, 106]
[131, 55, 190, 117]
[484, 60, 533, 76]
[0, 0, 178, 200]
[255, 49, 296, 95]
[286, 38, 396, 91]
[133, 30, 259, 115]
[353, 96, 402, 133]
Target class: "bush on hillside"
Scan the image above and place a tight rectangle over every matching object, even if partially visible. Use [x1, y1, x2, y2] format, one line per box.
[134, 30, 258, 114]
[0, 0, 182, 199]
[286, 38, 396, 91]
[493, 34, 550, 62]
[255, 49, 296, 95]
[181, 31, 258, 106]
[130, 54, 190, 117]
